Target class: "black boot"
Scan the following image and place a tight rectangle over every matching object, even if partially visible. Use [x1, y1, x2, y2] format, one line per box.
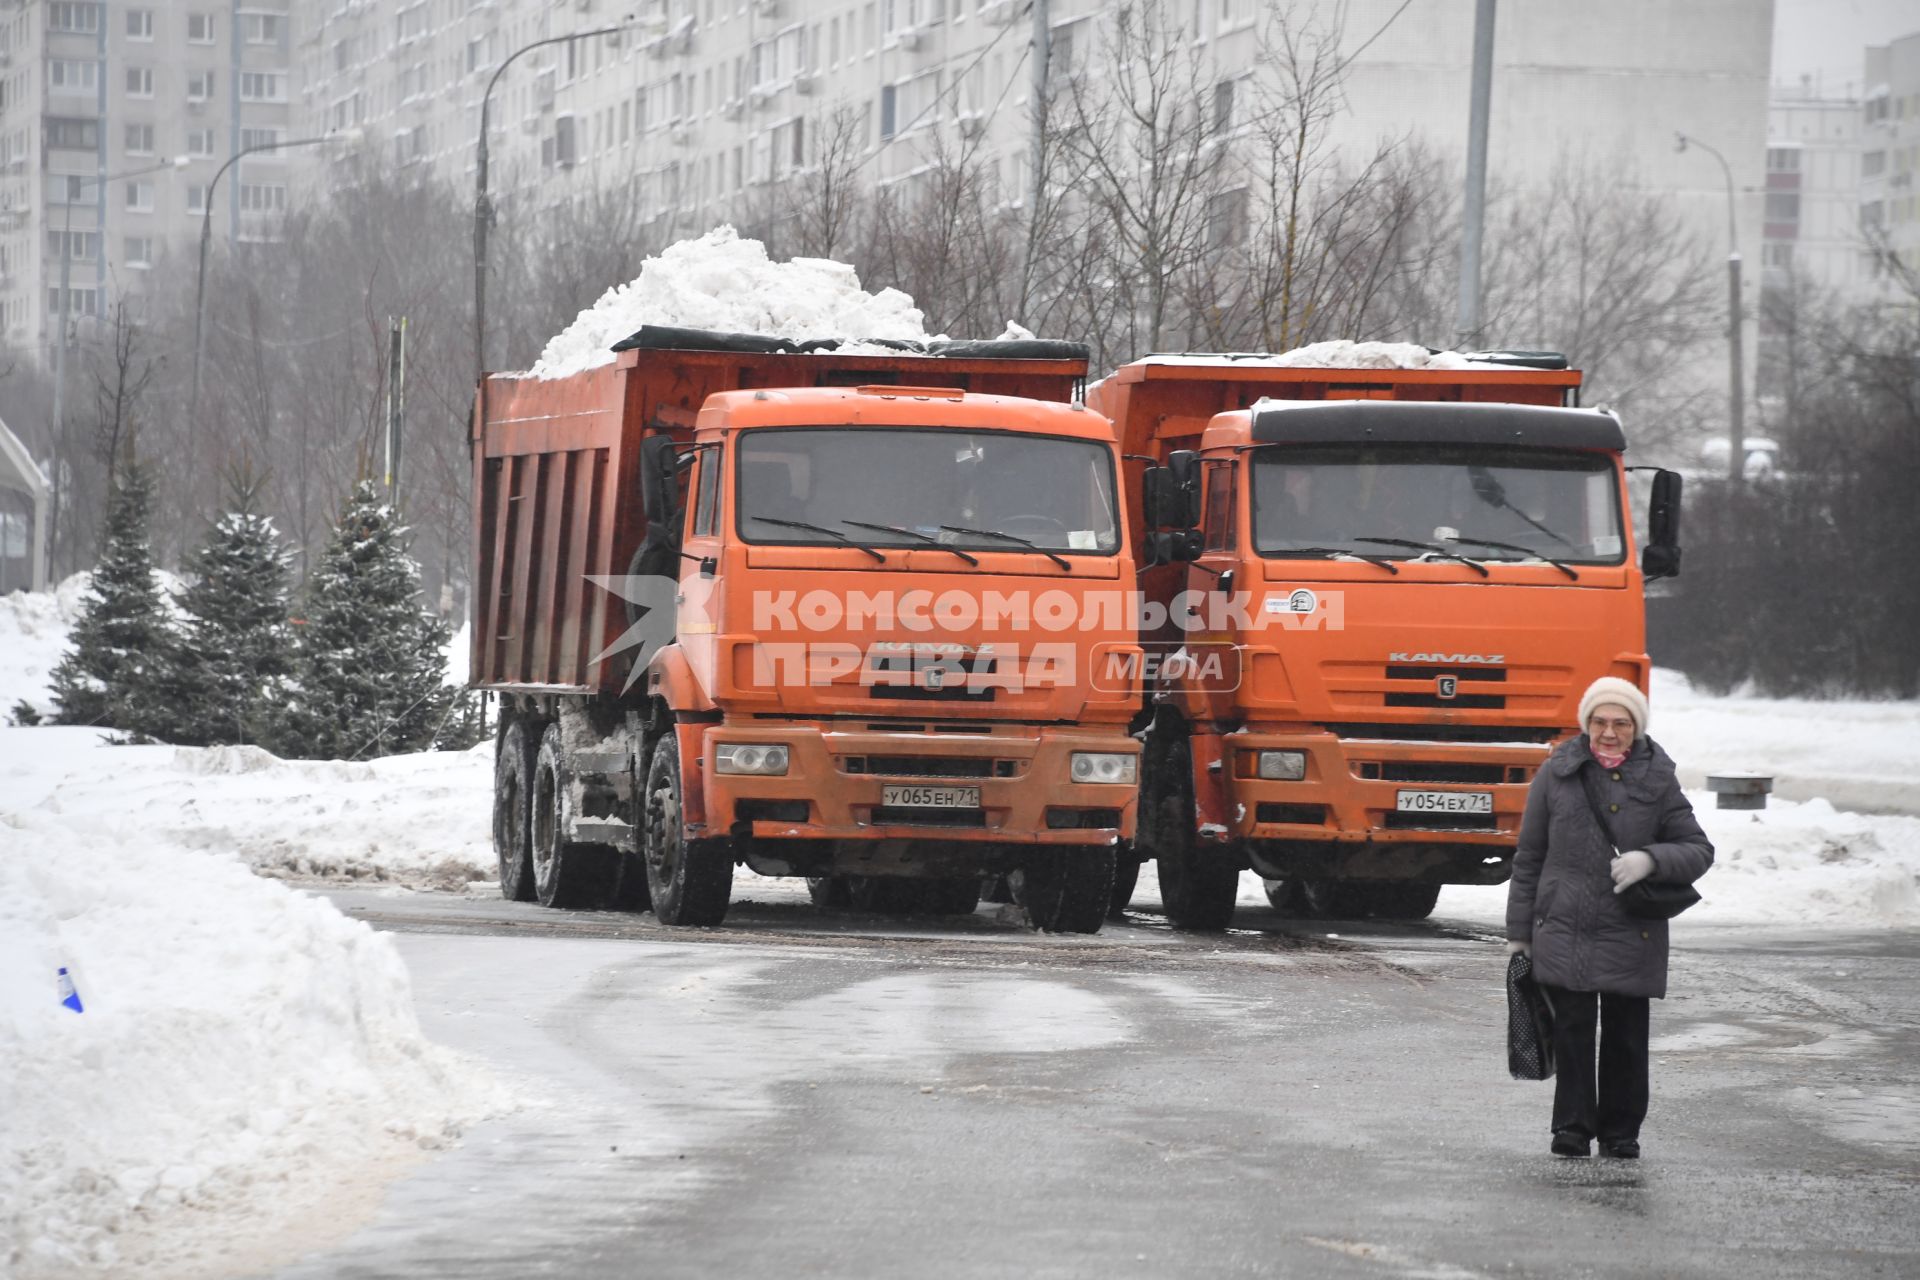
[1551, 1130, 1591, 1158]
[1599, 1138, 1640, 1159]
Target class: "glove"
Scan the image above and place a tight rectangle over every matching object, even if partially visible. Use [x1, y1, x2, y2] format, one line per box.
[1506, 940, 1531, 956]
[1611, 850, 1655, 893]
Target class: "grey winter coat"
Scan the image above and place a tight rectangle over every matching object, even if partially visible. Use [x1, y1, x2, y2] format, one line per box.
[1506, 735, 1714, 999]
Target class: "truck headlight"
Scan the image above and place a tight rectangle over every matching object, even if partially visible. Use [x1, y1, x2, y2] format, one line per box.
[1256, 750, 1307, 781]
[716, 743, 790, 775]
[1070, 752, 1137, 784]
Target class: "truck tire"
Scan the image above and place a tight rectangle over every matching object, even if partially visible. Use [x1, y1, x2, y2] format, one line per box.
[531, 723, 623, 909]
[643, 732, 732, 926]
[1372, 883, 1442, 920]
[1298, 879, 1371, 919]
[1261, 877, 1304, 915]
[806, 876, 853, 909]
[1016, 848, 1113, 934]
[1152, 739, 1238, 931]
[1108, 850, 1141, 918]
[493, 720, 538, 902]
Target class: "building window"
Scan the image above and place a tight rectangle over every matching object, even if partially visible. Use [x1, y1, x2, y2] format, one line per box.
[46, 229, 100, 261]
[45, 117, 100, 150]
[1766, 147, 1800, 173]
[126, 9, 153, 40]
[48, 3, 101, 35]
[187, 183, 207, 213]
[48, 60, 100, 93]
[238, 183, 287, 214]
[126, 67, 154, 97]
[1762, 242, 1794, 268]
[188, 71, 215, 101]
[48, 286, 100, 318]
[1764, 192, 1801, 224]
[1213, 78, 1236, 134]
[239, 72, 285, 102]
[243, 14, 281, 44]
[125, 181, 154, 212]
[125, 236, 154, 268]
[396, 3, 428, 43]
[125, 123, 155, 154]
[1863, 150, 1886, 178]
[1207, 186, 1248, 248]
[187, 12, 216, 43]
[240, 127, 283, 151]
[187, 128, 216, 157]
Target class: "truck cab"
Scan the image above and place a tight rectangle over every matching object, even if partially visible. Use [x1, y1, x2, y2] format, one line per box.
[1090, 354, 1682, 928]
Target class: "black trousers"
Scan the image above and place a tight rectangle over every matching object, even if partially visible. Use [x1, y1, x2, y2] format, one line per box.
[1540, 984, 1650, 1141]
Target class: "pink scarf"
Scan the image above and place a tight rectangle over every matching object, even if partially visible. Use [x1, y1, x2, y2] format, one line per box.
[1592, 747, 1627, 770]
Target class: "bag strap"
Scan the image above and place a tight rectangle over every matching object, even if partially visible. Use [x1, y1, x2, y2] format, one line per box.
[1575, 766, 1620, 856]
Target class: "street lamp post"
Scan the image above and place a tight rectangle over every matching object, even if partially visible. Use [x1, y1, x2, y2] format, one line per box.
[1676, 131, 1744, 485]
[190, 131, 359, 428]
[473, 22, 643, 389]
[48, 156, 189, 492]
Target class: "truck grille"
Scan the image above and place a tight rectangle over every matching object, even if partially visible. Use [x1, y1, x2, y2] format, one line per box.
[865, 653, 999, 702]
[1330, 723, 1562, 744]
[1356, 761, 1520, 785]
[1383, 812, 1501, 833]
[844, 756, 1011, 779]
[869, 806, 988, 828]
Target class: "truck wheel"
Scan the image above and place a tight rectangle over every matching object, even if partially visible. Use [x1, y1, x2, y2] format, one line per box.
[806, 876, 853, 909]
[493, 720, 538, 902]
[1299, 879, 1371, 919]
[643, 732, 732, 926]
[920, 878, 982, 917]
[1373, 883, 1442, 920]
[1149, 737, 1239, 931]
[1108, 850, 1141, 918]
[1016, 847, 1114, 934]
[1262, 877, 1304, 915]
[531, 724, 623, 909]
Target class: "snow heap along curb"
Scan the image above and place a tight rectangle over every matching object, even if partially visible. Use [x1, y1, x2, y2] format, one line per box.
[529, 224, 934, 379]
[0, 822, 504, 1277]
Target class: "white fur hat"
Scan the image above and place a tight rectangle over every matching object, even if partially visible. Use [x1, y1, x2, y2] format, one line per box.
[1578, 676, 1649, 739]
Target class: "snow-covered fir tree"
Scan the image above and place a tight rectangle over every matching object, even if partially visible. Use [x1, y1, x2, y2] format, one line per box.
[48, 465, 180, 736]
[165, 482, 295, 747]
[272, 481, 452, 759]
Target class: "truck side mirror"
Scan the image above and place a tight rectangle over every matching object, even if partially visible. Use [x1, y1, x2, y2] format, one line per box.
[1146, 530, 1203, 566]
[640, 434, 681, 527]
[1166, 450, 1201, 526]
[1640, 468, 1683, 580]
[1144, 452, 1202, 531]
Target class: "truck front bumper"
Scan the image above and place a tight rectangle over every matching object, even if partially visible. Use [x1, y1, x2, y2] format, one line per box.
[695, 723, 1139, 846]
[1209, 728, 1550, 849]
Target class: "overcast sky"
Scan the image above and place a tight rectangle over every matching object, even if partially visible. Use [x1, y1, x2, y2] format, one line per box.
[1773, 0, 1919, 95]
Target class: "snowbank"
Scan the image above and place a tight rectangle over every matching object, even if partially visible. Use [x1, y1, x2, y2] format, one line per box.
[0, 816, 502, 1277]
[0, 573, 94, 721]
[529, 225, 933, 378]
[1650, 667, 1920, 815]
[2, 727, 494, 889]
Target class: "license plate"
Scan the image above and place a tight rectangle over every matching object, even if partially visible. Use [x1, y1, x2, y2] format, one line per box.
[882, 784, 981, 809]
[1395, 789, 1493, 814]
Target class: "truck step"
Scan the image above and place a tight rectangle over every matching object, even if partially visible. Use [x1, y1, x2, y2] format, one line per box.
[569, 817, 637, 850]
[570, 751, 631, 777]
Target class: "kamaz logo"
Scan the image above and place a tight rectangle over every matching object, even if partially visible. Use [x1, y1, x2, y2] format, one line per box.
[1390, 652, 1505, 664]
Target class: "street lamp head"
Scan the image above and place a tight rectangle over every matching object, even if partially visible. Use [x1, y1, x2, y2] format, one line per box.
[329, 128, 366, 147]
[1674, 131, 1688, 153]
[169, 154, 191, 169]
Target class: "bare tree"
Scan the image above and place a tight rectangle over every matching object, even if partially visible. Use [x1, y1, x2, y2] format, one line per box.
[86, 301, 161, 484]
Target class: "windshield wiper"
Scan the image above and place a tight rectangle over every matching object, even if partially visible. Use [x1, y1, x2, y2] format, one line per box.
[937, 524, 1071, 571]
[1467, 465, 1581, 551]
[1355, 536, 1491, 577]
[1445, 534, 1580, 580]
[749, 516, 885, 562]
[841, 520, 979, 566]
[1273, 545, 1400, 575]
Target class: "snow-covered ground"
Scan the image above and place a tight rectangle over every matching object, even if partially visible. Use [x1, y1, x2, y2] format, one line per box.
[1, 573, 94, 722]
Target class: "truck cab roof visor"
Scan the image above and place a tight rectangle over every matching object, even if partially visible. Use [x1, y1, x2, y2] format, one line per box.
[1250, 401, 1625, 452]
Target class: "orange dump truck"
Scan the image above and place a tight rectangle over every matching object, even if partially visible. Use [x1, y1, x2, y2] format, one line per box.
[1088, 353, 1683, 928]
[473, 327, 1140, 932]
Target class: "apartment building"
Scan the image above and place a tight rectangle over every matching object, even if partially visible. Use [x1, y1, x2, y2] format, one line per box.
[1764, 88, 1867, 296]
[1861, 30, 1920, 285]
[0, 0, 294, 368]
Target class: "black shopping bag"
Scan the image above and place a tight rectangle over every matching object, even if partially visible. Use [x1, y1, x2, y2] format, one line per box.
[1506, 951, 1556, 1081]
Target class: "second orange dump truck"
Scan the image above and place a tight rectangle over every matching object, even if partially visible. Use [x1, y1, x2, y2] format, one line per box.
[1089, 352, 1683, 928]
[473, 328, 1140, 933]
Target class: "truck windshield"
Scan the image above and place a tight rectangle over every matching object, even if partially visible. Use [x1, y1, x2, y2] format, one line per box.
[1249, 444, 1625, 565]
[736, 427, 1120, 555]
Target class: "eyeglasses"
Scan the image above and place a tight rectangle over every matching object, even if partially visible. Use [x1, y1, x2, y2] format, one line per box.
[1588, 717, 1635, 734]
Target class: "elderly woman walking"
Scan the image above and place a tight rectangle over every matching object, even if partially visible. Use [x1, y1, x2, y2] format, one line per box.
[1507, 676, 1714, 1159]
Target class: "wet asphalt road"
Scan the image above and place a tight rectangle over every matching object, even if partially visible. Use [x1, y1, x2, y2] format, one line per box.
[269, 886, 1920, 1280]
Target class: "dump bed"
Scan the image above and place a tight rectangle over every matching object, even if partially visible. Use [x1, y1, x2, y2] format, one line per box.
[470, 334, 1089, 693]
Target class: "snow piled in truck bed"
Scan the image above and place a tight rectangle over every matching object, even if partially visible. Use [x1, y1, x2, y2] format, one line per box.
[527, 225, 933, 378]
[0, 813, 502, 1277]
[1142, 340, 1480, 370]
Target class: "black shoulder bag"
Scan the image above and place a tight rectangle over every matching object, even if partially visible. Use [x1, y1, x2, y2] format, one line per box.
[1576, 768, 1701, 921]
